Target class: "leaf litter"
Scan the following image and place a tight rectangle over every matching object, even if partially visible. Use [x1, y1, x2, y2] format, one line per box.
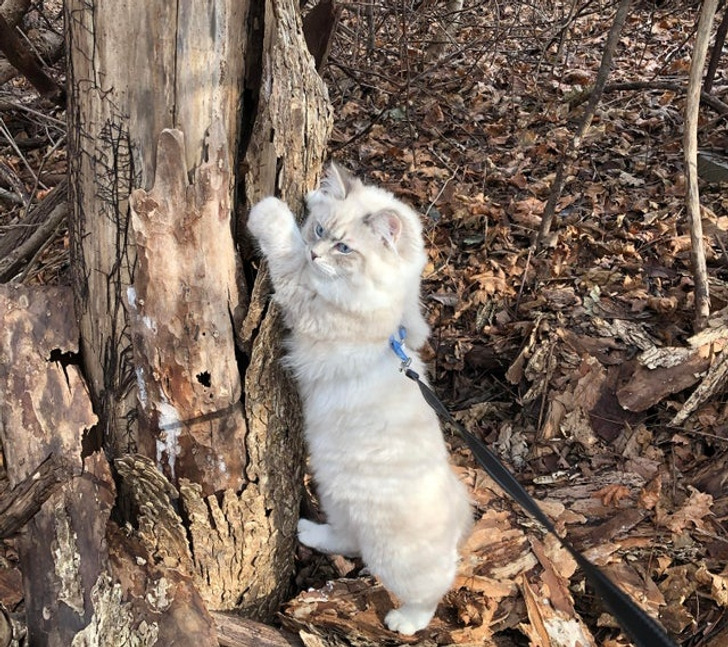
[285, 2, 728, 646]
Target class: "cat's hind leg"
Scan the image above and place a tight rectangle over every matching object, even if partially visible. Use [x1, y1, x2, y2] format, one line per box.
[297, 519, 360, 557]
[384, 603, 438, 636]
[376, 545, 459, 635]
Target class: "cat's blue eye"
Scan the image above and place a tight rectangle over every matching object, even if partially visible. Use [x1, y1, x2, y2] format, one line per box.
[334, 242, 352, 254]
[314, 223, 325, 238]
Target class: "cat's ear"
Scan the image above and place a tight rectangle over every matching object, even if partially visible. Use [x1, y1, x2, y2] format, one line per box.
[319, 162, 357, 200]
[365, 209, 402, 249]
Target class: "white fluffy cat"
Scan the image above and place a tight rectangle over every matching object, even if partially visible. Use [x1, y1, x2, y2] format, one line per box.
[247, 164, 472, 635]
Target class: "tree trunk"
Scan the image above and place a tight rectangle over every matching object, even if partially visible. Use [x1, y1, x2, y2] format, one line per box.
[0, 0, 335, 643]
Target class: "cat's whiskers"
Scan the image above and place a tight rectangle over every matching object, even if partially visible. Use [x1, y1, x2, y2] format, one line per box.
[310, 256, 337, 278]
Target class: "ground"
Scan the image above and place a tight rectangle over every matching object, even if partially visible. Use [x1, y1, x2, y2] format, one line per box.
[0, 1, 727, 646]
[284, 2, 728, 646]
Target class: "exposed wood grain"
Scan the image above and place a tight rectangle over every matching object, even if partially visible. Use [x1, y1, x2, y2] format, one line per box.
[0, 287, 221, 645]
[0, 453, 72, 539]
[65, 0, 245, 457]
[212, 611, 304, 647]
[129, 126, 246, 496]
[0, 285, 105, 644]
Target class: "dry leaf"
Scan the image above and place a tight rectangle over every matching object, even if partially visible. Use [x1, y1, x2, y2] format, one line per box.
[656, 487, 714, 533]
[696, 566, 728, 608]
[594, 484, 632, 507]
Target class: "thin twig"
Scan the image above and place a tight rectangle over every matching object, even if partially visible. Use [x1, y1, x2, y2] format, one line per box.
[703, 3, 728, 93]
[0, 202, 67, 282]
[514, 246, 533, 317]
[424, 166, 459, 219]
[684, 0, 719, 332]
[535, 0, 633, 247]
[0, 116, 41, 190]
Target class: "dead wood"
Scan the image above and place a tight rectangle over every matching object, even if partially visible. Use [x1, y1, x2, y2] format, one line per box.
[115, 451, 275, 613]
[303, 0, 341, 71]
[0, 284, 102, 642]
[0, 12, 64, 104]
[535, 0, 632, 246]
[128, 126, 246, 495]
[67, 0, 330, 624]
[684, 0, 718, 332]
[0, 453, 72, 538]
[0, 178, 66, 260]
[0, 30, 63, 89]
[596, 80, 728, 115]
[0, 0, 34, 87]
[703, 5, 728, 94]
[671, 352, 728, 426]
[211, 612, 304, 647]
[0, 200, 67, 282]
[0, 0, 30, 27]
[0, 285, 221, 644]
[617, 348, 711, 412]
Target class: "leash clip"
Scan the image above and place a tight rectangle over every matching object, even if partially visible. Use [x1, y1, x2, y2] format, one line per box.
[388, 325, 412, 371]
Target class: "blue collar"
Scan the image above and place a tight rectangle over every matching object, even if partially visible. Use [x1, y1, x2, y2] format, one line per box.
[388, 326, 412, 370]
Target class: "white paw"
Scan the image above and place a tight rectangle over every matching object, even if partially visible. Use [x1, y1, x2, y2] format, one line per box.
[297, 518, 321, 549]
[384, 605, 435, 635]
[247, 196, 292, 240]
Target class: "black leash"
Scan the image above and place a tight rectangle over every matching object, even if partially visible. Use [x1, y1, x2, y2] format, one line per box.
[389, 328, 677, 647]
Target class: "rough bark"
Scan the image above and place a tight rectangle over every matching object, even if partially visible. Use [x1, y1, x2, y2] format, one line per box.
[0, 286, 220, 645]
[0, 453, 72, 539]
[236, 0, 332, 621]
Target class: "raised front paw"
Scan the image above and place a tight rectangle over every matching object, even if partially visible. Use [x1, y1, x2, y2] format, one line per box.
[247, 196, 295, 242]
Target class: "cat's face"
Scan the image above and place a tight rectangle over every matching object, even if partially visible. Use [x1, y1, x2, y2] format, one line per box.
[302, 164, 425, 289]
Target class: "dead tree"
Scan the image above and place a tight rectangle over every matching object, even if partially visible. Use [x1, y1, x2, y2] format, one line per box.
[0, 1, 330, 644]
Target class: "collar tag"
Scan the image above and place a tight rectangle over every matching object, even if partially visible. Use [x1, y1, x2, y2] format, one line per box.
[388, 325, 412, 371]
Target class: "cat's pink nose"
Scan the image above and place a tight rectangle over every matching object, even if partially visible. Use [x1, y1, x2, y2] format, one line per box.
[310, 250, 318, 261]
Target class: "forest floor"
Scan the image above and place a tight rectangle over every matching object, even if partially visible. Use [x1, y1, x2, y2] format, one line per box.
[0, 1, 727, 646]
[283, 2, 728, 646]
